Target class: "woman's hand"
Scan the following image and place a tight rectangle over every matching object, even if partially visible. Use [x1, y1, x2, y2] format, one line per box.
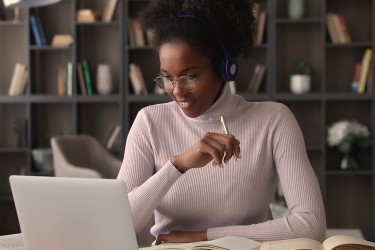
[155, 230, 207, 245]
[170, 132, 240, 173]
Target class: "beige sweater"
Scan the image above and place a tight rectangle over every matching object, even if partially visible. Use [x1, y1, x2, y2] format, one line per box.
[118, 85, 326, 243]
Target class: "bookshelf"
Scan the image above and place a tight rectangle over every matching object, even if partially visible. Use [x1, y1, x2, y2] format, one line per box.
[0, 0, 123, 235]
[0, 0, 374, 241]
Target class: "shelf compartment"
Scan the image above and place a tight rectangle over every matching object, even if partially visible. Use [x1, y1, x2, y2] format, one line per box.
[31, 103, 74, 148]
[128, 49, 160, 94]
[30, 49, 73, 95]
[77, 103, 120, 144]
[325, 100, 372, 171]
[276, 24, 322, 93]
[0, 199, 20, 235]
[0, 25, 28, 95]
[77, 0, 121, 23]
[282, 101, 323, 147]
[30, 1, 74, 45]
[326, 175, 372, 239]
[0, 104, 27, 148]
[276, 0, 322, 19]
[326, 0, 373, 43]
[325, 47, 371, 93]
[236, 50, 268, 93]
[0, 152, 27, 194]
[77, 25, 122, 95]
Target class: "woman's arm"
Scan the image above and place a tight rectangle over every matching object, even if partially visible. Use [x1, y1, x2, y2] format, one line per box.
[117, 109, 182, 233]
[207, 105, 326, 242]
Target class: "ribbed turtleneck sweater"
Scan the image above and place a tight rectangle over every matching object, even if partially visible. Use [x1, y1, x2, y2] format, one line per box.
[117, 85, 326, 243]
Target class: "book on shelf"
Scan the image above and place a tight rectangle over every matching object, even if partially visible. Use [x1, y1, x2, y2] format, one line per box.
[129, 63, 148, 95]
[357, 49, 373, 93]
[76, 63, 87, 95]
[30, 15, 42, 46]
[51, 34, 73, 48]
[326, 13, 340, 44]
[57, 65, 66, 96]
[326, 13, 351, 44]
[30, 15, 47, 46]
[8, 63, 28, 96]
[35, 15, 47, 45]
[141, 235, 375, 250]
[65, 62, 73, 96]
[129, 18, 146, 46]
[127, 19, 136, 46]
[248, 64, 266, 93]
[337, 14, 352, 44]
[105, 125, 121, 149]
[254, 4, 266, 46]
[367, 55, 374, 94]
[351, 63, 361, 93]
[102, 0, 118, 22]
[81, 60, 94, 95]
[255, 11, 266, 45]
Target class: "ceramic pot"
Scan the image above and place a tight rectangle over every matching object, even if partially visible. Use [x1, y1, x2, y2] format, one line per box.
[288, 0, 305, 20]
[96, 64, 113, 95]
[290, 74, 311, 94]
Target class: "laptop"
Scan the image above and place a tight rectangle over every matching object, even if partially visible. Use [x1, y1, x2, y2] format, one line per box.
[9, 175, 139, 250]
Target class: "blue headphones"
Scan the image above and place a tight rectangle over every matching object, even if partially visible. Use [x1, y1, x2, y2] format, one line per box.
[177, 12, 238, 82]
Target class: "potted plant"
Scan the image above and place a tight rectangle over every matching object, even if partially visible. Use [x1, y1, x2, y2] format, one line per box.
[327, 120, 370, 170]
[290, 60, 314, 94]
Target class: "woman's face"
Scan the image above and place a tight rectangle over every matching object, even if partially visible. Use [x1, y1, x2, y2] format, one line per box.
[159, 41, 223, 118]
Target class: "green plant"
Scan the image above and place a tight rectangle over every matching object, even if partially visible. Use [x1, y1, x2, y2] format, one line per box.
[292, 60, 315, 75]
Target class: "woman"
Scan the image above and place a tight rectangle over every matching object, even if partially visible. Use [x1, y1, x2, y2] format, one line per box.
[118, 0, 326, 245]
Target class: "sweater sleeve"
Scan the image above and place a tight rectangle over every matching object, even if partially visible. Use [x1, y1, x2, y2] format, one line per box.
[117, 109, 182, 233]
[207, 104, 326, 242]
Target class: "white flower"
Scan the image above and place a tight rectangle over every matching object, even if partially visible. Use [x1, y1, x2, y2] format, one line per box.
[327, 120, 370, 147]
[327, 120, 350, 146]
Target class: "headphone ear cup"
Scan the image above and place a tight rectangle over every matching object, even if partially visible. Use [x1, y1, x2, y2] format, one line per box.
[220, 58, 238, 81]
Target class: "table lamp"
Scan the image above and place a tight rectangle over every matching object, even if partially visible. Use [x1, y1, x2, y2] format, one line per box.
[2, 0, 60, 22]
[3, 0, 60, 8]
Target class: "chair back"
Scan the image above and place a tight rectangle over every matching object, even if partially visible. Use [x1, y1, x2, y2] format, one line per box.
[51, 134, 121, 178]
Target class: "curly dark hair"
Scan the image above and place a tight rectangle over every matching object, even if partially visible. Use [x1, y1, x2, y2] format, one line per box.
[138, 0, 256, 73]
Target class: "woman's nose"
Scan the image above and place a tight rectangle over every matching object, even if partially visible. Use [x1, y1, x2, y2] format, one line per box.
[172, 80, 185, 95]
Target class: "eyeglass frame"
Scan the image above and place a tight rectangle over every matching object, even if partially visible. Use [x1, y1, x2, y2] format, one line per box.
[153, 63, 212, 93]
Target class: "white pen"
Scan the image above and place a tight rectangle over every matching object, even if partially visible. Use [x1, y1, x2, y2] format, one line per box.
[220, 115, 229, 135]
[220, 115, 237, 160]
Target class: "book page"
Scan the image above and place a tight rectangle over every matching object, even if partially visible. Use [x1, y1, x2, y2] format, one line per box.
[323, 235, 375, 250]
[0, 233, 25, 250]
[140, 236, 261, 250]
[260, 238, 323, 250]
[191, 236, 261, 250]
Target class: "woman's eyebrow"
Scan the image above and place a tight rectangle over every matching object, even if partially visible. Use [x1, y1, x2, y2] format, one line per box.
[160, 66, 201, 75]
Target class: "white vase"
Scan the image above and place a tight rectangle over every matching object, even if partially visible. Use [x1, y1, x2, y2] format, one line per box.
[288, 0, 305, 20]
[96, 64, 113, 95]
[290, 74, 311, 94]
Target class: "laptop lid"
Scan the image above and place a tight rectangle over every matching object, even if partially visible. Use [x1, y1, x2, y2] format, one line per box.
[9, 175, 139, 250]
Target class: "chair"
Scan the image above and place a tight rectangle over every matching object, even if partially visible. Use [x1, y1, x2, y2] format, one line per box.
[50, 134, 121, 178]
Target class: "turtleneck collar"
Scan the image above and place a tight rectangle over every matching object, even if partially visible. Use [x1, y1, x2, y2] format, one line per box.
[180, 84, 242, 123]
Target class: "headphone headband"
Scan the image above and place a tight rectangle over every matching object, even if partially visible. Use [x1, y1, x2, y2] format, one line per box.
[177, 12, 238, 81]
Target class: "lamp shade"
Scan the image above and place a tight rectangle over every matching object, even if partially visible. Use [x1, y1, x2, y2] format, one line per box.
[3, 0, 60, 8]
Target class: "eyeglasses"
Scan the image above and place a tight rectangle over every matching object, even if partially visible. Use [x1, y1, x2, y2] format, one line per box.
[154, 63, 211, 93]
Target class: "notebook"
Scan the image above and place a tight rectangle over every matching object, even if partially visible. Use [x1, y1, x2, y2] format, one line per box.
[9, 175, 139, 250]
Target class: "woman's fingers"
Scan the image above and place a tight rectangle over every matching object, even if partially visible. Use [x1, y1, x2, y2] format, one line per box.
[201, 133, 240, 166]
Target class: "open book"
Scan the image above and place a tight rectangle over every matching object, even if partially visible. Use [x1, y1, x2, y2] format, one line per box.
[140, 235, 375, 250]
